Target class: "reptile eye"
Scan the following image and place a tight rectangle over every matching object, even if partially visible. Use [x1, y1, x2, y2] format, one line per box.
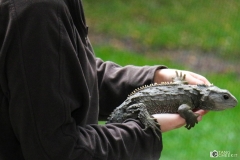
[223, 94, 229, 100]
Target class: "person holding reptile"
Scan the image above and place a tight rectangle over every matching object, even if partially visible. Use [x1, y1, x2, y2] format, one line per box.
[0, 0, 209, 159]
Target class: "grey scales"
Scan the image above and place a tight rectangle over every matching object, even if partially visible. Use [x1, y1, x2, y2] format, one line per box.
[106, 71, 238, 140]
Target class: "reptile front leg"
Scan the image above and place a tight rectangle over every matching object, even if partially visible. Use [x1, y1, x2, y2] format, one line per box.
[126, 103, 161, 140]
[177, 104, 199, 129]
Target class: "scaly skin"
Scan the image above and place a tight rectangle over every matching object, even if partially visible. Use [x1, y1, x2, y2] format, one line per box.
[106, 72, 238, 140]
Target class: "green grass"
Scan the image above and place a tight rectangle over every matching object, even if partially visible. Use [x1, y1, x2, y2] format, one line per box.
[84, 0, 240, 58]
[83, 1, 240, 159]
[94, 45, 179, 68]
[95, 46, 240, 160]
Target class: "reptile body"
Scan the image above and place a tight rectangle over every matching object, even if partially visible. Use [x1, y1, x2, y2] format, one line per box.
[106, 72, 238, 139]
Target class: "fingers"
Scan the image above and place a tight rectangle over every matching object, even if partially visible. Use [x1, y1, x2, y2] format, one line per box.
[195, 109, 209, 115]
[187, 71, 211, 85]
[185, 76, 205, 85]
[194, 109, 209, 122]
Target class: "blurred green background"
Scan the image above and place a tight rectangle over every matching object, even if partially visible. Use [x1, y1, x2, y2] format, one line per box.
[83, 0, 240, 159]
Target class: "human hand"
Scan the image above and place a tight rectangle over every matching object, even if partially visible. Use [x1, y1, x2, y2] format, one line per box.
[154, 68, 210, 85]
[152, 110, 208, 132]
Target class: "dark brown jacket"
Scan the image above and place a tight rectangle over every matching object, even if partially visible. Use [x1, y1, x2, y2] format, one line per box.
[0, 0, 165, 159]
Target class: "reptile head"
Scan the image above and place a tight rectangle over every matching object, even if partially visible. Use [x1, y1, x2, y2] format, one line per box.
[200, 85, 238, 111]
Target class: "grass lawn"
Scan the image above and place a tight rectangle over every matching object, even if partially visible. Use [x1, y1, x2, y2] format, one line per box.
[84, 0, 240, 59]
[95, 46, 240, 160]
[83, 0, 239, 159]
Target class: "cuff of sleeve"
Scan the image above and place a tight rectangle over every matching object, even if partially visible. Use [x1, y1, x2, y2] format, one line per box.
[149, 65, 168, 84]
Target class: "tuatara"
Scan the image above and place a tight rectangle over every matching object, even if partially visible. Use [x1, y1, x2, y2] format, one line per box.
[106, 71, 238, 139]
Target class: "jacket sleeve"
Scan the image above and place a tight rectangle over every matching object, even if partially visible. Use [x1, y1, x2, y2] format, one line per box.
[96, 58, 167, 119]
[0, 1, 163, 160]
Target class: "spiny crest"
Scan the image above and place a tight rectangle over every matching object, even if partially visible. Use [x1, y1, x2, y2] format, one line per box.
[127, 71, 199, 97]
[128, 82, 175, 97]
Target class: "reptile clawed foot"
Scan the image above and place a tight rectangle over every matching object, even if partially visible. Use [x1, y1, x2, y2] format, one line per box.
[138, 113, 161, 140]
[185, 113, 200, 129]
[129, 103, 161, 140]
